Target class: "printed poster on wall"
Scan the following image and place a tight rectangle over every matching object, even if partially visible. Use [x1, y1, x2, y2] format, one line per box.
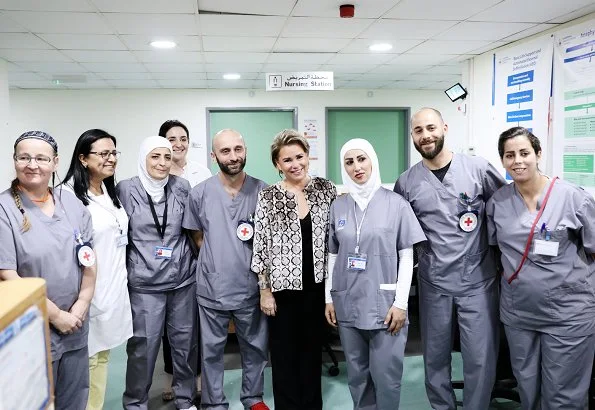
[493, 35, 554, 176]
[553, 18, 595, 197]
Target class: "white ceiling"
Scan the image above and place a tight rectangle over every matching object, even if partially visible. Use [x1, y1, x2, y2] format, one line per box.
[1, 0, 594, 90]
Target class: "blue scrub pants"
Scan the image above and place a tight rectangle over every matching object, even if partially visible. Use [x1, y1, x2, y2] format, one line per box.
[505, 326, 595, 410]
[123, 283, 198, 410]
[419, 281, 499, 410]
[52, 345, 89, 410]
[198, 303, 268, 410]
[338, 325, 408, 410]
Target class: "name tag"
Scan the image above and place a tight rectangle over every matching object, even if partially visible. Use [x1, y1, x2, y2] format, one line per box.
[155, 246, 173, 259]
[534, 239, 559, 257]
[347, 253, 367, 271]
[116, 233, 128, 248]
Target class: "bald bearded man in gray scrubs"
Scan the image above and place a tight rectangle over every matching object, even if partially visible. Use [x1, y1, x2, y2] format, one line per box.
[394, 107, 506, 410]
[183, 129, 269, 410]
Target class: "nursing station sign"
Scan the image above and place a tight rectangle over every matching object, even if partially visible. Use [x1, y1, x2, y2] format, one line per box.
[266, 72, 334, 91]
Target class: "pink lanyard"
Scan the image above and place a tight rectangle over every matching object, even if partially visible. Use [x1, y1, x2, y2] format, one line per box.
[506, 177, 558, 284]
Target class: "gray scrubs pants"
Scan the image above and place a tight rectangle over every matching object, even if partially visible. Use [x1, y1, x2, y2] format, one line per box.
[505, 326, 595, 410]
[338, 325, 408, 410]
[199, 303, 268, 410]
[123, 284, 198, 410]
[52, 346, 89, 410]
[419, 281, 499, 410]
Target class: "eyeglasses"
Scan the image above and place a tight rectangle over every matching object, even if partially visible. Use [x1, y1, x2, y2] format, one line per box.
[13, 154, 54, 165]
[89, 150, 121, 159]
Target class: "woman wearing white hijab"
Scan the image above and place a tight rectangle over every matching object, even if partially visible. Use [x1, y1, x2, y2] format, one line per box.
[117, 136, 198, 410]
[324, 138, 426, 409]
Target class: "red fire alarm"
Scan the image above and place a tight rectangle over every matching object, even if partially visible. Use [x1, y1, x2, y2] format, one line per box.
[340, 4, 355, 18]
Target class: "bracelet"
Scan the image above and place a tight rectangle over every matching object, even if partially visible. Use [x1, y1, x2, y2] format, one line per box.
[258, 279, 270, 290]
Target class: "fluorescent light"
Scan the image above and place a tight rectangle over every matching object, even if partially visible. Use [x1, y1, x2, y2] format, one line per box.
[223, 73, 241, 80]
[369, 43, 392, 52]
[150, 40, 176, 49]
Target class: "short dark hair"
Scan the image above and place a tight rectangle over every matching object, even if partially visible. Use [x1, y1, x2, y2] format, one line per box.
[159, 120, 189, 139]
[62, 129, 120, 208]
[498, 126, 541, 159]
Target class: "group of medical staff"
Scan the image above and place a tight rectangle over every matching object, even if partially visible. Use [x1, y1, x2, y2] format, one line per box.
[0, 106, 593, 410]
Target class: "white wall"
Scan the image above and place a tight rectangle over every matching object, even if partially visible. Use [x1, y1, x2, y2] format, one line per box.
[6, 88, 466, 188]
[466, 12, 595, 176]
[0, 61, 9, 184]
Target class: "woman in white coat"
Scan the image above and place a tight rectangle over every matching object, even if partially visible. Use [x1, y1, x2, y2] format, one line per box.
[62, 128, 133, 410]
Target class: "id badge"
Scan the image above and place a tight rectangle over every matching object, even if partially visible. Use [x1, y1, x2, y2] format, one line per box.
[116, 233, 128, 247]
[534, 239, 559, 257]
[155, 246, 173, 259]
[347, 253, 367, 271]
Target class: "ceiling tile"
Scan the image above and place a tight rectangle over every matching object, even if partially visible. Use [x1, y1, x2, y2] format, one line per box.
[206, 72, 259, 80]
[64, 81, 114, 89]
[549, 3, 595, 23]
[197, 0, 296, 16]
[407, 40, 492, 55]
[423, 65, 463, 75]
[7, 71, 46, 81]
[134, 51, 203, 63]
[96, 72, 154, 80]
[62, 50, 138, 63]
[469, 41, 509, 55]
[470, 0, 595, 23]
[120, 35, 202, 51]
[360, 19, 458, 39]
[499, 23, 558, 42]
[9, 80, 66, 88]
[39, 34, 127, 50]
[267, 52, 333, 64]
[5, 61, 26, 71]
[150, 71, 207, 80]
[384, 0, 501, 20]
[0, 33, 52, 49]
[386, 53, 459, 65]
[274, 37, 352, 53]
[199, 15, 286, 37]
[262, 63, 323, 72]
[438, 22, 536, 41]
[204, 62, 263, 72]
[407, 73, 462, 82]
[204, 52, 269, 63]
[292, 0, 397, 18]
[158, 79, 207, 88]
[368, 64, 433, 75]
[104, 13, 199, 35]
[145, 62, 205, 72]
[16, 61, 86, 72]
[326, 53, 394, 65]
[0, 13, 27, 32]
[0, 0, 95, 12]
[318, 64, 376, 74]
[207, 80, 255, 89]
[203, 36, 276, 52]
[340, 39, 423, 54]
[282, 17, 373, 38]
[92, 0, 196, 13]
[107, 79, 159, 88]
[81, 62, 147, 72]
[339, 80, 394, 89]
[4, 11, 113, 34]
[0, 49, 72, 62]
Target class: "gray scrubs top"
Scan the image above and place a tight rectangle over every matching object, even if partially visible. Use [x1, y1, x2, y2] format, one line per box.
[183, 175, 267, 310]
[328, 188, 426, 329]
[116, 176, 193, 293]
[0, 187, 93, 361]
[394, 153, 506, 295]
[486, 179, 595, 336]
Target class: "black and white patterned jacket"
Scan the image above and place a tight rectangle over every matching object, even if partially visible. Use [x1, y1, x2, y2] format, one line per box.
[251, 177, 336, 291]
